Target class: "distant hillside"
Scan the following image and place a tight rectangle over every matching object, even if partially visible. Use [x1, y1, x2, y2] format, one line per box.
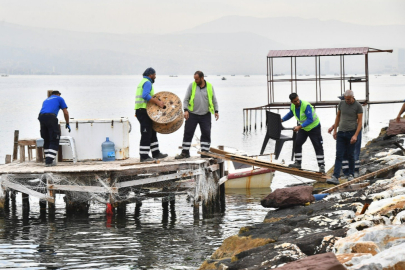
[180, 16, 405, 48]
[0, 16, 403, 75]
[0, 22, 284, 75]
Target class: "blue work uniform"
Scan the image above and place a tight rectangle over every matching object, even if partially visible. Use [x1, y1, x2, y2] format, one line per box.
[38, 95, 68, 165]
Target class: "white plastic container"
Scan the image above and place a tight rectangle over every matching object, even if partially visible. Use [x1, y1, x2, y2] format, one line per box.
[60, 118, 131, 161]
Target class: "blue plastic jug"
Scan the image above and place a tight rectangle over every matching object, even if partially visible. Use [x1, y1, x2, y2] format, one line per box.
[102, 137, 116, 161]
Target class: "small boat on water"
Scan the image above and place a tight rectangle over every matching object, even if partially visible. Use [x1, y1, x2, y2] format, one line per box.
[218, 147, 274, 189]
[391, 74, 398, 76]
[244, 75, 250, 77]
[231, 74, 235, 76]
[222, 77, 226, 80]
[1, 74, 8, 77]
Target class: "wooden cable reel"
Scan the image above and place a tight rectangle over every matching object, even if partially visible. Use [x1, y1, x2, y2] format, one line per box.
[146, 91, 184, 134]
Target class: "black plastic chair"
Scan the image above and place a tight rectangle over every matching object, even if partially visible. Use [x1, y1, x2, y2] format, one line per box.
[260, 111, 296, 160]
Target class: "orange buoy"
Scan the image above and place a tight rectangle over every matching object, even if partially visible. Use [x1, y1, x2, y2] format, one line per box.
[146, 91, 184, 134]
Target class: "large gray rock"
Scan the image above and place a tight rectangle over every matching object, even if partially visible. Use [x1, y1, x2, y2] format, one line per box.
[386, 119, 405, 136]
[275, 252, 346, 270]
[261, 186, 315, 208]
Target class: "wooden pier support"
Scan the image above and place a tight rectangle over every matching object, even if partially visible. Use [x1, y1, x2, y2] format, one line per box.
[135, 202, 142, 219]
[218, 146, 226, 213]
[162, 198, 169, 223]
[22, 193, 30, 218]
[13, 130, 19, 161]
[10, 191, 16, 214]
[65, 194, 89, 216]
[39, 200, 47, 215]
[193, 201, 200, 220]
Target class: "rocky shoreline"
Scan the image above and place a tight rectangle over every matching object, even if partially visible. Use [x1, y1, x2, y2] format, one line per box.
[199, 128, 405, 270]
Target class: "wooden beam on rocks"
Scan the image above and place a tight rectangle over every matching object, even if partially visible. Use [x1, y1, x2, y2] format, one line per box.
[321, 160, 405, 194]
[202, 148, 327, 182]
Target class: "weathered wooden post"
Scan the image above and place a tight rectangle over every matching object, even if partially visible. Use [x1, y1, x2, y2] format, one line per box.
[162, 198, 169, 222]
[22, 193, 30, 218]
[135, 201, 142, 219]
[193, 200, 200, 220]
[5, 155, 11, 164]
[218, 146, 226, 213]
[46, 174, 56, 215]
[12, 130, 19, 161]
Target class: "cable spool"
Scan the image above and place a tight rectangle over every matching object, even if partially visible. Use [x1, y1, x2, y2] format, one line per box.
[146, 91, 184, 134]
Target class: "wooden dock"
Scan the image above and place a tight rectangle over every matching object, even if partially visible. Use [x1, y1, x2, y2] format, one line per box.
[0, 157, 225, 219]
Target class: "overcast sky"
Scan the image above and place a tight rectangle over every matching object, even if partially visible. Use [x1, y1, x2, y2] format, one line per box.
[1, 0, 404, 34]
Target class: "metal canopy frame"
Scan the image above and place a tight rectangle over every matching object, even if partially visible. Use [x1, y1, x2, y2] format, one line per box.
[266, 47, 393, 106]
[242, 47, 401, 133]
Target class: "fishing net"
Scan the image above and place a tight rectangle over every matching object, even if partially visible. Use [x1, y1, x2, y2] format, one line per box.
[0, 161, 219, 208]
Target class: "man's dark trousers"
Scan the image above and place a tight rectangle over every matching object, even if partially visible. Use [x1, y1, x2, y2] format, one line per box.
[38, 114, 60, 164]
[294, 124, 325, 167]
[181, 112, 211, 154]
[343, 129, 362, 175]
[333, 130, 356, 178]
[136, 108, 161, 159]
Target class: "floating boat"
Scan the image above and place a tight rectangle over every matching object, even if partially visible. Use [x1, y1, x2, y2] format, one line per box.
[1, 74, 8, 77]
[390, 74, 398, 76]
[231, 74, 235, 76]
[222, 77, 226, 80]
[219, 147, 275, 189]
[244, 75, 250, 77]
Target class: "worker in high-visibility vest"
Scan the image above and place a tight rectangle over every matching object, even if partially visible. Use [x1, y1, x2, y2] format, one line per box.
[281, 93, 325, 173]
[175, 71, 219, 159]
[135, 67, 168, 162]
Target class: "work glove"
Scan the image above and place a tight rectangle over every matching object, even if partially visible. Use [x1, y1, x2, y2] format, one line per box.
[65, 123, 71, 133]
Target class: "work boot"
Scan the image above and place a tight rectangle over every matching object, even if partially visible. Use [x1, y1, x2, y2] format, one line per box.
[319, 165, 325, 174]
[175, 152, 190, 159]
[348, 174, 354, 181]
[200, 152, 210, 158]
[45, 163, 56, 167]
[326, 175, 340, 185]
[153, 153, 168, 159]
[288, 161, 301, 169]
[140, 156, 156, 162]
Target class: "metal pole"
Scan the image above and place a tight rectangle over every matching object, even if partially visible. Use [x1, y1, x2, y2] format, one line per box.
[315, 56, 318, 102]
[343, 55, 346, 91]
[267, 57, 270, 104]
[249, 109, 252, 132]
[319, 56, 322, 101]
[291, 57, 293, 93]
[260, 109, 263, 129]
[340, 56, 343, 95]
[365, 54, 369, 102]
[271, 58, 275, 103]
[294, 57, 297, 93]
[255, 110, 257, 130]
[243, 109, 245, 133]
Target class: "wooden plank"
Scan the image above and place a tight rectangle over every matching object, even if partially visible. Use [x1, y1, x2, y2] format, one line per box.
[120, 160, 160, 166]
[202, 148, 327, 182]
[321, 160, 405, 194]
[13, 130, 19, 161]
[1, 177, 54, 203]
[5, 155, 12, 164]
[116, 169, 203, 188]
[48, 184, 118, 193]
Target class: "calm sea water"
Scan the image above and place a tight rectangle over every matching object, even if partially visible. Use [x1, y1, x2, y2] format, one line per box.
[0, 74, 404, 269]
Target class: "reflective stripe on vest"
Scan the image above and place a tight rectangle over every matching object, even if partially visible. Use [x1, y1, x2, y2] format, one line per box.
[291, 100, 320, 131]
[188, 81, 215, 114]
[135, 78, 154, 110]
